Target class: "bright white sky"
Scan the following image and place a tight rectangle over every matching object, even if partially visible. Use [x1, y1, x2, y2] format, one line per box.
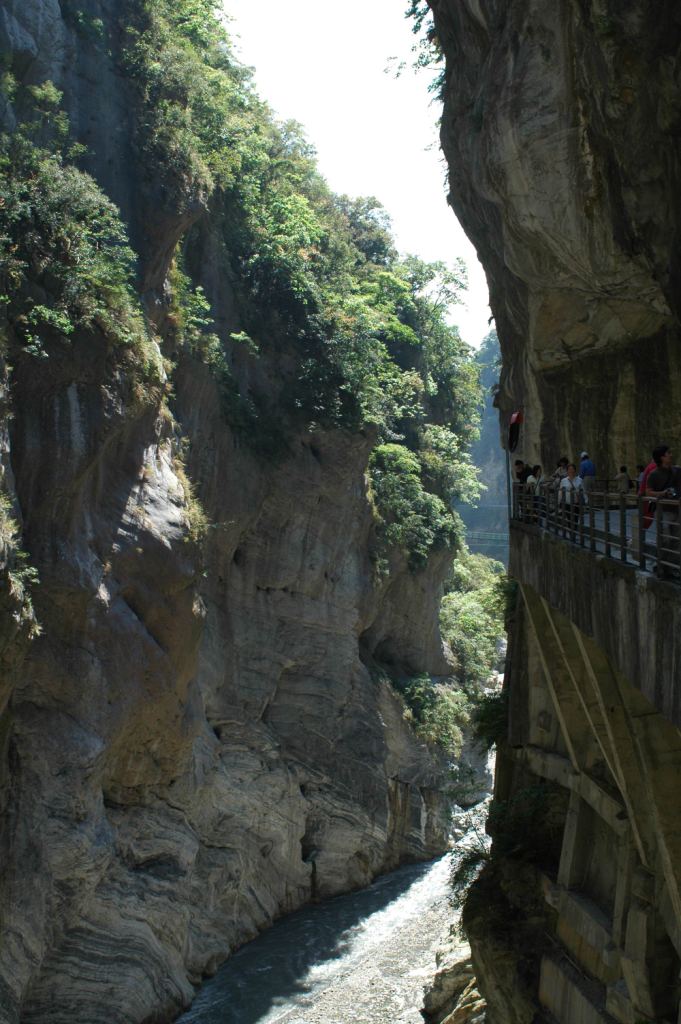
[223, 0, 492, 349]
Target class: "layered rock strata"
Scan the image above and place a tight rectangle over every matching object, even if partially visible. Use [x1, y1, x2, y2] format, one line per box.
[429, 1, 681, 1022]
[422, 938, 487, 1024]
[0, 3, 452, 1021]
[432, 0, 681, 467]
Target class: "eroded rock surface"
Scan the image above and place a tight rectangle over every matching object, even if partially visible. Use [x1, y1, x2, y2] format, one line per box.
[422, 939, 486, 1024]
[429, 2, 681, 1023]
[432, 0, 681, 465]
[0, 3, 453, 1022]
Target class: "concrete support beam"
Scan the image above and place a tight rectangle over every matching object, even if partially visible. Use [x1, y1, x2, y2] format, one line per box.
[539, 955, 612, 1023]
[510, 524, 681, 727]
[572, 629, 654, 869]
[520, 583, 590, 770]
[505, 562, 681, 1023]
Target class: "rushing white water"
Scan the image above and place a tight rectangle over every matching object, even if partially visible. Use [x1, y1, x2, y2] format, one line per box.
[177, 854, 456, 1024]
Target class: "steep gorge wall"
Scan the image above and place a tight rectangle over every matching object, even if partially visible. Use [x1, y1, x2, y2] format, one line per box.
[0, 3, 453, 1022]
[432, 0, 681, 471]
[429, 1, 681, 1021]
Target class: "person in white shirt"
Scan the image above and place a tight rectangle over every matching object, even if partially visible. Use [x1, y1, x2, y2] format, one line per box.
[525, 464, 545, 524]
[614, 465, 631, 494]
[559, 463, 583, 535]
[551, 456, 569, 490]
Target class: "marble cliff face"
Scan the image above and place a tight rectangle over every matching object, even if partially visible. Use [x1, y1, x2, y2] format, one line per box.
[429, 1, 681, 1021]
[432, 0, 681, 471]
[0, 3, 453, 1021]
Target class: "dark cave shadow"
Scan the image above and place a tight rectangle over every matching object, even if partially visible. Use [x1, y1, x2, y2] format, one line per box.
[176, 856, 442, 1024]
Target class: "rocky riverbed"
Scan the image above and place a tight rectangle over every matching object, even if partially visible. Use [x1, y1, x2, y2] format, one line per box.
[177, 799, 492, 1024]
[176, 854, 472, 1024]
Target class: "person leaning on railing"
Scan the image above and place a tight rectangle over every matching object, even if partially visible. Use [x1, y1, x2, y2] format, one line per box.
[579, 451, 596, 503]
[525, 464, 546, 524]
[559, 463, 584, 537]
[645, 445, 681, 574]
[550, 456, 569, 490]
[635, 464, 646, 494]
[614, 465, 632, 494]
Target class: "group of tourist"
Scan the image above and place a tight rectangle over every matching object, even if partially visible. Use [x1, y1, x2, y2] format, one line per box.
[513, 450, 597, 511]
[513, 444, 681, 573]
[514, 445, 681, 506]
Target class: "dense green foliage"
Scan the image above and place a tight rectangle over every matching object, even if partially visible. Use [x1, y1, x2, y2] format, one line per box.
[369, 445, 459, 571]
[391, 546, 507, 759]
[450, 781, 567, 912]
[0, 494, 40, 631]
[0, 78, 163, 387]
[117, 0, 483, 565]
[441, 549, 507, 687]
[0, 0, 509, 770]
[471, 688, 509, 751]
[488, 784, 567, 865]
[395, 673, 470, 756]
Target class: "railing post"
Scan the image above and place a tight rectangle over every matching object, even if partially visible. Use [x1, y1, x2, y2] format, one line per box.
[540, 487, 546, 530]
[638, 497, 646, 572]
[550, 490, 557, 535]
[589, 500, 596, 552]
[604, 492, 611, 559]
[620, 494, 627, 561]
[578, 497, 585, 547]
[548, 489, 557, 536]
[656, 499, 663, 577]
[544, 487, 549, 531]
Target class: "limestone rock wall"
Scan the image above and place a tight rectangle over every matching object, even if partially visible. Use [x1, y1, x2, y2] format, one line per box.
[431, 0, 681, 471]
[471, 559, 681, 1024]
[0, 3, 452, 1022]
[428, 1, 681, 1021]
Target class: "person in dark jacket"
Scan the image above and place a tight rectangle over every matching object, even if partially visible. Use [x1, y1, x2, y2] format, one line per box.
[579, 451, 596, 501]
[646, 445, 681, 573]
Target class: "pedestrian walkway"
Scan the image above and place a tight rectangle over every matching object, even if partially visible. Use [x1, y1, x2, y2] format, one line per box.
[511, 485, 680, 581]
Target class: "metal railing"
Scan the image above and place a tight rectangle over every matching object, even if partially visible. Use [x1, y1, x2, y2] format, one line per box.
[511, 483, 681, 580]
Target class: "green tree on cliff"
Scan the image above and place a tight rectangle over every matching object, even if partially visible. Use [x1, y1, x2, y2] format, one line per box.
[0, 0, 504, 766]
[114, 0, 485, 571]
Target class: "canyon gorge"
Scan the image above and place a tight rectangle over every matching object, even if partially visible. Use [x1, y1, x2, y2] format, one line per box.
[430, 0, 681, 1021]
[0, 2, 462, 1020]
[1, 1, 681, 1023]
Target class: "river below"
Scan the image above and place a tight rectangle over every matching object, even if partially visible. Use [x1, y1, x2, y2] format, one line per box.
[177, 853, 457, 1024]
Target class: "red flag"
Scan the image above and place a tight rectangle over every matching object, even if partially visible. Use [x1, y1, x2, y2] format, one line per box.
[508, 410, 524, 452]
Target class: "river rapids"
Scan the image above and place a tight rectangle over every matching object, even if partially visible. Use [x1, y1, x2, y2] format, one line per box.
[177, 853, 456, 1024]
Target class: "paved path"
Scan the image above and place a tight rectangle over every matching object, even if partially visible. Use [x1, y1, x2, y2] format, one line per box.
[530, 506, 666, 570]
